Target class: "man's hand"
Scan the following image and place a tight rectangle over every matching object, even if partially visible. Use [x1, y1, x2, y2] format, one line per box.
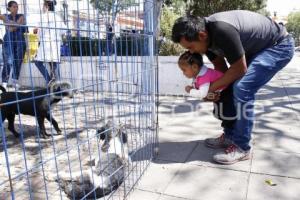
[185, 85, 193, 93]
[203, 91, 221, 102]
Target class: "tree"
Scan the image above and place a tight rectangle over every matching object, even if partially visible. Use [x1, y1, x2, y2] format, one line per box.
[90, 0, 135, 26]
[256, 8, 270, 17]
[160, 7, 180, 39]
[90, 0, 136, 55]
[163, 0, 186, 15]
[159, 6, 185, 55]
[286, 12, 300, 46]
[184, 0, 268, 16]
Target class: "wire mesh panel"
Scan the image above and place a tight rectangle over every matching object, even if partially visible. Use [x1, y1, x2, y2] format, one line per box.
[0, 0, 160, 199]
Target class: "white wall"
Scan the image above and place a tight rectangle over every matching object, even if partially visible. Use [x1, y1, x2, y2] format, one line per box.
[158, 56, 189, 95]
[17, 56, 213, 95]
[18, 56, 156, 95]
[158, 56, 213, 95]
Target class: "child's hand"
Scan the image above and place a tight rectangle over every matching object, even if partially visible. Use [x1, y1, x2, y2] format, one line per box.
[203, 91, 221, 102]
[185, 85, 193, 93]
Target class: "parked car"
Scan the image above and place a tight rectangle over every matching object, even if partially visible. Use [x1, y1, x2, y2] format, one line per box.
[295, 46, 300, 52]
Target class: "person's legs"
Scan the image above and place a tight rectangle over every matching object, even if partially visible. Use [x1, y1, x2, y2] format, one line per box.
[50, 62, 60, 81]
[2, 42, 13, 84]
[232, 36, 294, 151]
[34, 61, 51, 83]
[0, 44, 3, 88]
[10, 42, 26, 86]
[213, 35, 294, 164]
[205, 84, 236, 148]
[219, 84, 237, 131]
[0, 43, 3, 68]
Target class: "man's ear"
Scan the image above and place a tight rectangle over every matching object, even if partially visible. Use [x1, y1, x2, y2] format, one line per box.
[198, 31, 208, 41]
[191, 63, 199, 71]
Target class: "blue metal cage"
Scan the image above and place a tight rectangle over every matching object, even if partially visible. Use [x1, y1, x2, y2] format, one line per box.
[0, 0, 160, 199]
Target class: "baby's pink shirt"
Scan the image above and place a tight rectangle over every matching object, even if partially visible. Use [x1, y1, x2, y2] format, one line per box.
[194, 67, 224, 90]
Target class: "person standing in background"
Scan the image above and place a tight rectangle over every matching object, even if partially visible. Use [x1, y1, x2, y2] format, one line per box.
[0, 1, 27, 89]
[0, 11, 4, 72]
[34, 0, 66, 85]
[106, 24, 114, 56]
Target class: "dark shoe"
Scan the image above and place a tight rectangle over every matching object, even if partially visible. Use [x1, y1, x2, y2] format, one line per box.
[205, 133, 232, 149]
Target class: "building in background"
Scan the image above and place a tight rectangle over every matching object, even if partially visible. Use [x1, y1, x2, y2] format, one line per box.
[0, 0, 144, 39]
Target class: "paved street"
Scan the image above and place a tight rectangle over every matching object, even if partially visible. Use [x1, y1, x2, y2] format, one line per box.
[127, 53, 300, 200]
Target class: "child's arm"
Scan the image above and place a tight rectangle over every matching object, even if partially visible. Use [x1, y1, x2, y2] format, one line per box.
[189, 83, 210, 98]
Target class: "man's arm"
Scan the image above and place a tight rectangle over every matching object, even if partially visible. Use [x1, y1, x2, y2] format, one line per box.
[209, 55, 247, 92]
[210, 55, 228, 73]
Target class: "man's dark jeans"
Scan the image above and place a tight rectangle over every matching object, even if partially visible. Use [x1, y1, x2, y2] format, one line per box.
[213, 84, 236, 130]
[224, 35, 295, 151]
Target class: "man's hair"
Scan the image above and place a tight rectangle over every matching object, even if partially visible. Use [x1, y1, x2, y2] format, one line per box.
[178, 51, 203, 67]
[172, 16, 206, 43]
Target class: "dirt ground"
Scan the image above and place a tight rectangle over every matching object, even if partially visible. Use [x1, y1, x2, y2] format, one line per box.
[0, 91, 157, 200]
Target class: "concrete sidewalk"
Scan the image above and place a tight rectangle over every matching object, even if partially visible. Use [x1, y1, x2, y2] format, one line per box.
[127, 54, 300, 200]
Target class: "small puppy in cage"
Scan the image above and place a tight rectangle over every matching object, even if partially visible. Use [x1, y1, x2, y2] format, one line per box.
[0, 81, 73, 138]
[57, 122, 130, 199]
[98, 121, 130, 163]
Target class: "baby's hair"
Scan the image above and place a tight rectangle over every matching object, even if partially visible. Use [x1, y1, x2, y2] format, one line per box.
[178, 51, 203, 68]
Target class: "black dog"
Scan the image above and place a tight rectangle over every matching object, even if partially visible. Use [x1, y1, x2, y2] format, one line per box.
[0, 82, 73, 138]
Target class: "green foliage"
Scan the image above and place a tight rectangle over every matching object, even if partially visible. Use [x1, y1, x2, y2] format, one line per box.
[256, 8, 270, 17]
[184, 0, 267, 16]
[160, 7, 180, 39]
[90, 0, 135, 19]
[158, 40, 185, 56]
[163, 0, 186, 15]
[158, 7, 184, 55]
[286, 12, 300, 46]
